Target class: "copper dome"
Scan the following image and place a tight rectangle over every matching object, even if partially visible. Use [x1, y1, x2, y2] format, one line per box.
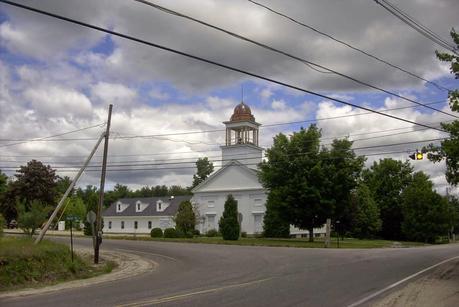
[230, 102, 255, 122]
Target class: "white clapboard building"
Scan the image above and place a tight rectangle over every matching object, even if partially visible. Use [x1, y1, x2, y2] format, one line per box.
[102, 195, 191, 234]
[192, 102, 325, 236]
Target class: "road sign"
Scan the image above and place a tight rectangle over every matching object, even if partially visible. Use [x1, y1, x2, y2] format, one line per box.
[86, 211, 96, 224]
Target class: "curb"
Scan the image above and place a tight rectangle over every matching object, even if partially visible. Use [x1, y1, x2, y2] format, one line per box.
[0, 247, 157, 299]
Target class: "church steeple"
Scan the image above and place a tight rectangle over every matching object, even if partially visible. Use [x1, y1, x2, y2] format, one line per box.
[221, 102, 262, 169]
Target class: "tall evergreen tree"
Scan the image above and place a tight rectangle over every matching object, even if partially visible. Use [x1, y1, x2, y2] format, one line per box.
[219, 195, 240, 240]
[174, 200, 196, 236]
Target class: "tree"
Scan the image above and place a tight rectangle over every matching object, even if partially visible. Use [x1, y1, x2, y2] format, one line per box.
[425, 29, 459, 186]
[0, 170, 7, 196]
[363, 158, 413, 240]
[191, 157, 214, 189]
[17, 200, 52, 236]
[219, 195, 240, 240]
[0, 171, 14, 222]
[259, 125, 332, 241]
[8, 160, 58, 211]
[174, 200, 196, 236]
[76, 185, 99, 235]
[401, 172, 451, 243]
[350, 183, 381, 239]
[55, 176, 73, 198]
[322, 139, 365, 233]
[104, 184, 131, 208]
[263, 190, 290, 238]
[62, 196, 86, 228]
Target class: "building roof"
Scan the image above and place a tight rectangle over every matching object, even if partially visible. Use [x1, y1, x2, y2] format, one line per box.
[102, 195, 192, 217]
[191, 160, 261, 193]
[230, 102, 255, 122]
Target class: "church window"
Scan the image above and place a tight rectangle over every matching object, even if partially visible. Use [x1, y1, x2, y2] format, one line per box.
[148, 221, 152, 229]
[108, 221, 112, 229]
[121, 221, 124, 229]
[134, 221, 138, 229]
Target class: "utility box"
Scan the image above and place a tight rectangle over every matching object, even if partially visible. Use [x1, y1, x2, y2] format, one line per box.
[58, 221, 66, 231]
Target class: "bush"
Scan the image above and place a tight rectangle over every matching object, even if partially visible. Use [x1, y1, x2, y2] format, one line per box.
[241, 231, 247, 238]
[219, 195, 240, 240]
[206, 229, 219, 237]
[150, 228, 163, 238]
[174, 201, 196, 236]
[164, 228, 178, 238]
[193, 229, 200, 236]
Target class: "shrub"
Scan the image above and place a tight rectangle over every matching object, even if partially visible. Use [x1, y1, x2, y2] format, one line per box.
[164, 228, 178, 238]
[150, 228, 163, 238]
[175, 229, 186, 238]
[206, 229, 218, 237]
[219, 195, 240, 240]
[241, 231, 247, 238]
[193, 229, 200, 236]
[174, 201, 196, 236]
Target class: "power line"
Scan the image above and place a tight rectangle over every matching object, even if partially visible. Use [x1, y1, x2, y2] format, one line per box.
[374, 0, 458, 55]
[247, 0, 451, 92]
[0, 99, 446, 144]
[131, 0, 458, 119]
[0, 122, 106, 148]
[0, 119, 448, 166]
[0, 0, 449, 134]
[0, 135, 446, 171]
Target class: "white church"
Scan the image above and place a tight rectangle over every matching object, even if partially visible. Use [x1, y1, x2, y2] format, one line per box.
[103, 102, 324, 237]
[192, 102, 267, 235]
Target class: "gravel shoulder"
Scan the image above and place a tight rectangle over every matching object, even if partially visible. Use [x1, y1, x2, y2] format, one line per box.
[372, 259, 459, 307]
[0, 246, 157, 299]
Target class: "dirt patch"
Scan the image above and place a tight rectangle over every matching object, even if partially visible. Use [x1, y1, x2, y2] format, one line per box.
[373, 259, 459, 307]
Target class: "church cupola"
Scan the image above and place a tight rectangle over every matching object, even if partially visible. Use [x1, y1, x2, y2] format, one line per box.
[221, 102, 262, 169]
[224, 102, 260, 147]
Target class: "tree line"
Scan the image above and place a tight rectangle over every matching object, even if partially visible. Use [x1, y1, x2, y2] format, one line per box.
[259, 125, 459, 243]
[0, 159, 192, 233]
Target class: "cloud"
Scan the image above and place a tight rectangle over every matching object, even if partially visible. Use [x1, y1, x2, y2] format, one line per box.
[24, 86, 93, 119]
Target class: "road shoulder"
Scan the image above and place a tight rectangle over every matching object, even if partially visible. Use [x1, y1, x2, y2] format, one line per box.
[372, 258, 459, 307]
[0, 247, 157, 299]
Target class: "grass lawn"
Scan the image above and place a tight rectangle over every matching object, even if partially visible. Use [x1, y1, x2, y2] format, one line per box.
[107, 235, 427, 249]
[0, 236, 116, 292]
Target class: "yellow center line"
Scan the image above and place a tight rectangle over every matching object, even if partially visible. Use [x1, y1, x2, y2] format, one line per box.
[116, 277, 273, 307]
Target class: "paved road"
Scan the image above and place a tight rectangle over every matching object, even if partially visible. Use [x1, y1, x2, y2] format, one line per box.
[2, 237, 459, 307]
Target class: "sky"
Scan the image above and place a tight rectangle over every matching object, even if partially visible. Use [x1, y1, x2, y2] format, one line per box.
[0, 0, 458, 194]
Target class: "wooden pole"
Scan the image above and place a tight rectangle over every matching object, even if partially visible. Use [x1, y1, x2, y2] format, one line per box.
[34, 132, 106, 244]
[94, 104, 112, 264]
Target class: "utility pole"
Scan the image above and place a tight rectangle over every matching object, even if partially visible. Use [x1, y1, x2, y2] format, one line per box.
[35, 131, 106, 244]
[94, 104, 113, 264]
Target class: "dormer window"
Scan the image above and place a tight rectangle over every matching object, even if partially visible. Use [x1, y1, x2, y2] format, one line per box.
[137, 203, 140, 211]
[156, 200, 168, 212]
[118, 204, 121, 211]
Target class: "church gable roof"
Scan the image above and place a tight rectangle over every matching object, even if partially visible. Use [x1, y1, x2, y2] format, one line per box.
[192, 160, 263, 193]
